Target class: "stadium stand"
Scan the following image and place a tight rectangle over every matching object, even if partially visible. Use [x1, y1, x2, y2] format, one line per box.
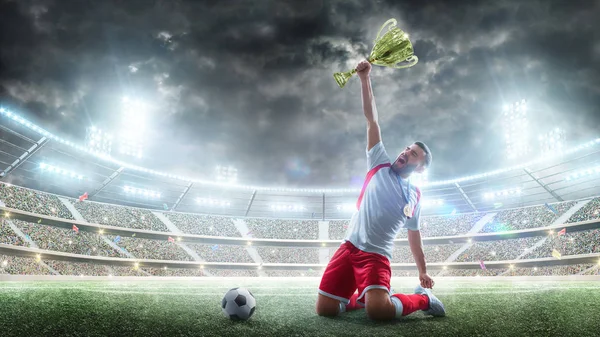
[187, 243, 254, 263]
[0, 184, 74, 219]
[479, 202, 576, 233]
[0, 254, 54, 275]
[0, 220, 25, 246]
[0, 182, 599, 277]
[104, 235, 193, 261]
[245, 218, 319, 239]
[455, 237, 541, 262]
[256, 247, 320, 264]
[392, 244, 464, 263]
[71, 198, 169, 231]
[45, 260, 110, 276]
[441, 269, 506, 277]
[164, 212, 241, 237]
[566, 197, 600, 223]
[14, 220, 124, 257]
[506, 264, 594, 276]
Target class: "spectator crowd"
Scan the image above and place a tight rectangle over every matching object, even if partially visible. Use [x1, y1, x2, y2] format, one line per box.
[1, 182, 598, 277]
[164, 212, 241, 237]
[480, 201, 576, 233]
[245, 218, 319, 240]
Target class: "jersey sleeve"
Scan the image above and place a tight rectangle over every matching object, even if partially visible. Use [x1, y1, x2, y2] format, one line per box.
[366, 141, 391, 171]
[404, 201, 421, 231]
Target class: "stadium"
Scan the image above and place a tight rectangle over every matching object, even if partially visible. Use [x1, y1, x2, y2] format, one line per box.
[2, 1, 600, 337]
[1, 104, 600, 335]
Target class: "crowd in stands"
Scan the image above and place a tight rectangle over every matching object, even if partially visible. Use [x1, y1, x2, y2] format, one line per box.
[44, 260, 110, 276]
[330, 213, 487, 241]
[0, 182, 598, 277]
[14, 219, 124, 258]
[187, 243, 254, 263]
[582, 266, 599, 275]
[480, 201, 576, 233]
[0, 183, 73, 219]
[164, 212, 240, 237]
[0, 220, 25, 246]
[455, 237, 541, 262]
[144, 267, 205, 277]
[107, 266, 149, 277]
[105, 235, 194, 261]
[328, 220, 350, 240]
[524, 229, 600, 259]
[392, 270, 420, 277]
[257, 247, 320, 264]
[71, 198, 169, 232]
[440, 268, 506, 277]
[505, 264, 594, 276]
[391, 244, 463, 263]
[245, 218, 319, 240]
[265, 270, 322, 277]
[209, 269, 259, 277]
[0, 255, 54, 275]
[411, 213, 486, 238]
[566, 197, 600, 223]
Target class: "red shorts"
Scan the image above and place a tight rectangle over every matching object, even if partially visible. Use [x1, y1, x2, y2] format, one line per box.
[318, 241, 391, 305]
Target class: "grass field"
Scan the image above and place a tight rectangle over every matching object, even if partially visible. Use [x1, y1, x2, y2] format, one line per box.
[1, 277, 599, 337]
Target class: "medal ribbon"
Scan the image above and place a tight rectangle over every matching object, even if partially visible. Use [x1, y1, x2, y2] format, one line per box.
[397, 174, 411, 211]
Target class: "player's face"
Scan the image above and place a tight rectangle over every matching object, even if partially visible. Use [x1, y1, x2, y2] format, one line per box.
[391, 144, 426, 176]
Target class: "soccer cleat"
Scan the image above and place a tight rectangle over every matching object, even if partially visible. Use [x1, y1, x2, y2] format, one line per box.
[414, 285, 446, 317]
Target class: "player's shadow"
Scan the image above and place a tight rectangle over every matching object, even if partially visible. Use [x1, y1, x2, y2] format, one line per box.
[331, 310, 447, 326]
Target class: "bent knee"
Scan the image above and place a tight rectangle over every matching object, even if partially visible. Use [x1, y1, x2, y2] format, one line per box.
[316, 295, 340, 317]
[316, 304, 339, 317]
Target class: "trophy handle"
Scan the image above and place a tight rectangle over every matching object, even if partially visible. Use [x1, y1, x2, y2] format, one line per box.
[390, 55, 419, 69]
[375, 18, 397, 43]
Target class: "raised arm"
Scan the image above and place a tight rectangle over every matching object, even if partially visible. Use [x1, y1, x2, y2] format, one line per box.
[356, 61, 381, 151]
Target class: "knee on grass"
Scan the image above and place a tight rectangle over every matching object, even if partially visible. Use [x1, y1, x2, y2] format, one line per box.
[316, 302, 341, 317]
[316, 296, 343, 317]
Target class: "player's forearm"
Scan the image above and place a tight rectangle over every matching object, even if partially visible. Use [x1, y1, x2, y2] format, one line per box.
[411, 246, 428, 275]
[408, 232, 428, 274]
[360, 77, 378, 124]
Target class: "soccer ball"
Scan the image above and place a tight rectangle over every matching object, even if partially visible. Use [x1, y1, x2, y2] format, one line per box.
[221, 287, 256, 320]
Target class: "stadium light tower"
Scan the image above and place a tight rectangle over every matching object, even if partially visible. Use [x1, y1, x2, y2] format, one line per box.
[85, 126, 112, 155]
[539, 128, 566, 157]
[502, 99, 529, 160]
[118, 97, 146, 159]
[216, 165, 237, 183]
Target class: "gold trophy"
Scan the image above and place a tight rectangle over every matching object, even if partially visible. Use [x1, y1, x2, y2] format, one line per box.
[333, 19, 418, 88]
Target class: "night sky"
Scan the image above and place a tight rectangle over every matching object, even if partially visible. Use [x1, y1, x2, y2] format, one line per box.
[1, 0, 599, 188]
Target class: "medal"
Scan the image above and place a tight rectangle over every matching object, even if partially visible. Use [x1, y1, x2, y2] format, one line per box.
[404, 204, 412, 217]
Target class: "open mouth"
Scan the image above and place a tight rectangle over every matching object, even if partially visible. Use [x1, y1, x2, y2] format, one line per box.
[397, 155, 407, 165]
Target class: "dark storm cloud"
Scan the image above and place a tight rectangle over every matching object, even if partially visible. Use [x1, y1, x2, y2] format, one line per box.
[1, 0, 599, 188]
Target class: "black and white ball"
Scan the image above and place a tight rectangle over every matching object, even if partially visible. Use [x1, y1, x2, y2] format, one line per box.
[221, 287, 256, 320]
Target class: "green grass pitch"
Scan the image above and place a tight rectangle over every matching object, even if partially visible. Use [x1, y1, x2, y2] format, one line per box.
[0, 277, 599, 337]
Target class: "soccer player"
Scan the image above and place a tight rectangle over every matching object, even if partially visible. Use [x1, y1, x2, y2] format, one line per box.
[315, 60, 445, 321]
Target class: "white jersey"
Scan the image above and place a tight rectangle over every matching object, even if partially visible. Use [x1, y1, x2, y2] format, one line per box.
[344, 141, 422, 260]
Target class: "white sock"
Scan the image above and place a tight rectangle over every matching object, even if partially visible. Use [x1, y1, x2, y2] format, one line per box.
[338, 302, 347, 314]
[390, 296, 404, 319]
